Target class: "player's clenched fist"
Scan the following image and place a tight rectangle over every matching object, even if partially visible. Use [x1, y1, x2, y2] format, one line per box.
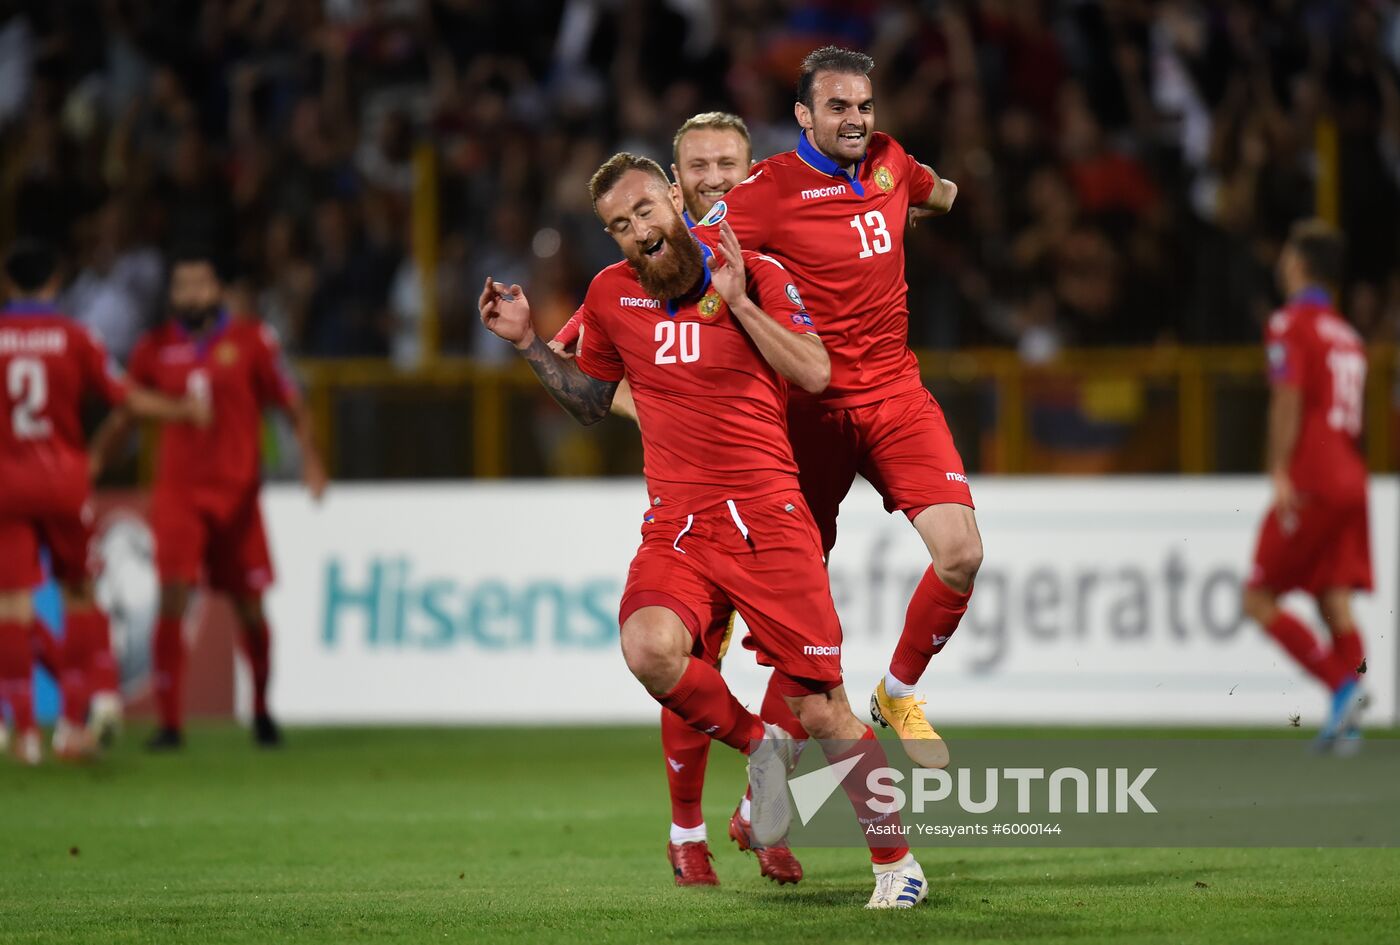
[478, 276, 536, 350]
[704, 221, 747, 307]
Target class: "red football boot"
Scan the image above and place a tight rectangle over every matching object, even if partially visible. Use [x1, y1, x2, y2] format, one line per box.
[666, 840, 719, 886]
[729, 805, 803, 885]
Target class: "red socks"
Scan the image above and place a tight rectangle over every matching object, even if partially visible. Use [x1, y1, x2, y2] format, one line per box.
[656, 657, 764, 754]
[76, 608, 121, 694]
[152, 615, 185, 729]
[660, 708, 710, 828]
[29, 622, 60, 678]
[0, 619, 37, 733]
[760, 672, 809, 740]
[1332, 630, 1365, 680]
[1264, 611, 1353, 691]
[824, 726, 908, 865]
[238, 619, 272, 717]
[889, 567, 971, 686]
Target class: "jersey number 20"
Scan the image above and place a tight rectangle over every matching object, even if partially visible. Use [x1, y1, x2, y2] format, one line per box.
[6, 358, 52, 440]
[655, 321, 700, 365]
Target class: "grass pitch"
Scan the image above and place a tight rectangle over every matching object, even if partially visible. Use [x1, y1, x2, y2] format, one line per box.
[1, 725, 1396, 944]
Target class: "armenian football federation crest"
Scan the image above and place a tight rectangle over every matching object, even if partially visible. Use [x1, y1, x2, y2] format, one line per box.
[698, 291, 723, 319]
[215, 342, 239, 365]
[874, 166, 895, 192]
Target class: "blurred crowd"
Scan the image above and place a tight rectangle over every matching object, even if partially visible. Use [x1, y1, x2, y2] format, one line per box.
[3, 0, 1400, 368]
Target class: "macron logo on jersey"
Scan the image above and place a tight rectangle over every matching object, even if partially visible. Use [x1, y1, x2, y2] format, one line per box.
[619, 297, 662, 309]
[946, 472, 968, 484]
[803, 645, 840, 656]
[801, 184, 849, 200]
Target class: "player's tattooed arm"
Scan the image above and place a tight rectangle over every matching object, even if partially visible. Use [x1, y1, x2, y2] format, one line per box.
[479, 277, 617, 424]
[549, 330, 638, 423]
[519, 336, 619, 426]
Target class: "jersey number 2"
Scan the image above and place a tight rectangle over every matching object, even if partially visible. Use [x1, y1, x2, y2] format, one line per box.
[655, 321, 700, 364]
[850, 210, 891, 259]
[6, 358, 52, 440]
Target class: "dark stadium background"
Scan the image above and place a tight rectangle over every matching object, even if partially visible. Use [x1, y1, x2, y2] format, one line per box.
[3, 0, 1398, 483]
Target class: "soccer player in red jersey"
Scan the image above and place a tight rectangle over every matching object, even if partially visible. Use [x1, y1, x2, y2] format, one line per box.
[692, 47, 977, 767]
[551, 114, 805, 888]
[0, 241, 200, 764]
[90, 249, 327, 751]
[480, 153, 929, 908]
[1243, 220, 1371, 753]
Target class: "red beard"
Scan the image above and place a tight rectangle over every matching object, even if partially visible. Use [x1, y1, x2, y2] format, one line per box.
[628, 221, 705, 300]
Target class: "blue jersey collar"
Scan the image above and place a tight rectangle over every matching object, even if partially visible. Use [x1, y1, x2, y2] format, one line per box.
[796, 131, 864, 196]
[1291, 286, 1332, 306]
[1, 299, 60, 317]
[176, 308, 231, 353]
[682, 209, 695, 229]
[664, 239, 714, 317]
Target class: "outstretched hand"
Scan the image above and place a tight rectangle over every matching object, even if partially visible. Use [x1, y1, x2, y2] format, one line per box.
[705, 221, 748, 306]
[478, 276, 536, 349]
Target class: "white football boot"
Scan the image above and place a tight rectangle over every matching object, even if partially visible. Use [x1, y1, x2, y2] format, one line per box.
[89, 691, 124, 748]
[867, 852, 929, 909]
[747, 722, 797, 847]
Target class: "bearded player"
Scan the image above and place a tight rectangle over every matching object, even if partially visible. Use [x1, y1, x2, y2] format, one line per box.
[551, 114, 806, 887]
[481, 153, 930, 908]
[90, 248, 327, 750]
[693, 47, 976, 768]
[1243, 220, 1371, 753]
[0, 241, 201, 763]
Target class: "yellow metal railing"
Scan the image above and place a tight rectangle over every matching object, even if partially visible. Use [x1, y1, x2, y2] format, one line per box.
[293, 345, 1398, 479]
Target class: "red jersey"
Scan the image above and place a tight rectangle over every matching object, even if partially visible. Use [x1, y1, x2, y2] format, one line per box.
[0, 302, 127, 462]
[694, 132, 935, 408]
[573, 247, 816, 514]
[128, 314, 297, 499]
[1265, 289, 1368, 501]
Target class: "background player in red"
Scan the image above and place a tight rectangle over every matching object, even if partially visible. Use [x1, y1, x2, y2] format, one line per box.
[0, 241, 200, 764]
[480, 153, 929, 908]
[693, 47, 976, 768]
[91, 248, 327, 751]
[1243, 220, 1371, 753]
[551, 113, 806, 887]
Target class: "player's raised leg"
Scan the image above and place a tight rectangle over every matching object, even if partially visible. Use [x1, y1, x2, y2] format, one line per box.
[620, 604, 766, 756]
[873, 501, 980, 768]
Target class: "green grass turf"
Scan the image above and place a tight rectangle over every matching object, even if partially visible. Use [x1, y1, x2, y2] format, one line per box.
[1, 725, 1397, 945]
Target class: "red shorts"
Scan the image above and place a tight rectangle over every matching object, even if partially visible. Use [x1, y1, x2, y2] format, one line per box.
[1249, 495, 1372, 596]
[619, 490, 844, 695]
[0, 454, 93, 591]
[788, 387, 973, 556]
[150, 488, 275, 596]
